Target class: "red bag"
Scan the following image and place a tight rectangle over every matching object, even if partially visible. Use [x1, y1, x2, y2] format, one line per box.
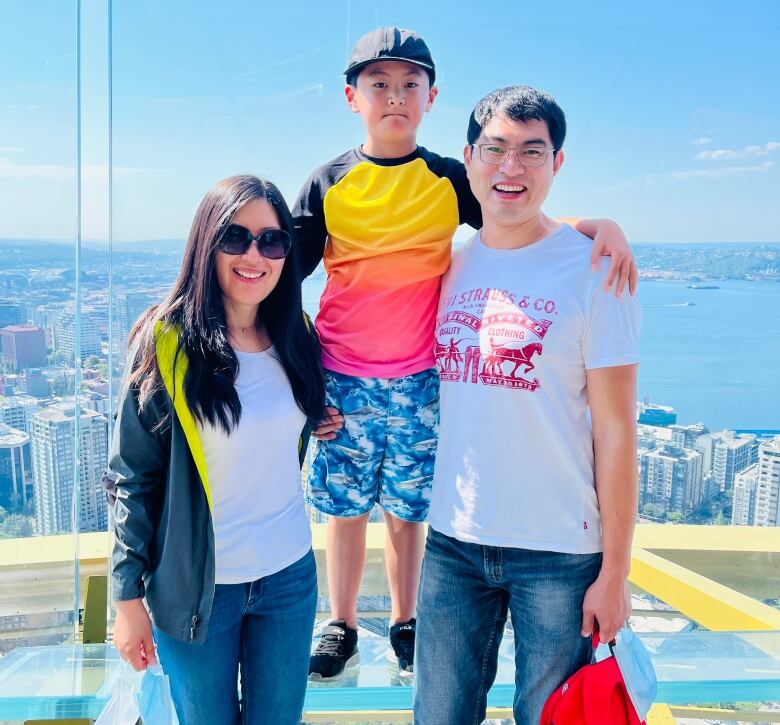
[539, 633, 645, 725]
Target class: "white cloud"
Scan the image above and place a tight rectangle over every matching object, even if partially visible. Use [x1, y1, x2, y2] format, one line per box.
[0, 158, 165, 181]
[696, 141, 780, 161]
[671, 161, 775, 179]
[2, 103, 41, 112]
[693, 137, 713, 145]
[0, 147, 23, 153]
[613, 161, 775, 190]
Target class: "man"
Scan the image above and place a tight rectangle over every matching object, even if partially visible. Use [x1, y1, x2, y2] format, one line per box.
[414, 85, 641, 725]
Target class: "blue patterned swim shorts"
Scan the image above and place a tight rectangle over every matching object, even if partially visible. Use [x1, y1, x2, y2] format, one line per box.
[306, 368, 439, 522]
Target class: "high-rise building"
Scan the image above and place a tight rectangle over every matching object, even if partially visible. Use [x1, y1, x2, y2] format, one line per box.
[0, 301, 25, 328]
[669, 423, 710, 449]
[20, 368, 50, 398]
[0, 326, 47, 371]
[33, 305, 58, 349]
[695, 433, 718, 476]
[754, 437, 780, 527]
[732, 463, 759, 526]
[56, 310, 102, 359]
[712, 432, 757, 491]
[0, 395, 40, 433]
[115, 290, 157, 363]
[638, 443, 703, 515]
[0, 423, 31, 510]
[30, 402, 108, 535]
[82, 390, 109, 417]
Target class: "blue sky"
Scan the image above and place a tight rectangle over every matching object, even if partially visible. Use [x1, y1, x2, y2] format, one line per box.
[1, 0, 778, 243]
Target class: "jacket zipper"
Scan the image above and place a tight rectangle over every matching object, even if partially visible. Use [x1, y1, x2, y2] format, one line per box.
[189, 511, 210, 641]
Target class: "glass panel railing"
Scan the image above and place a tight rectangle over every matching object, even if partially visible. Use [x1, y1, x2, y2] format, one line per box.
[0, 0, 81, 652]
[2, 631, 779, 719]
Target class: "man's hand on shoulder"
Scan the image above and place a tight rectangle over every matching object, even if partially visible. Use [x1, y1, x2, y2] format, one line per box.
[580, 571, 631, 644]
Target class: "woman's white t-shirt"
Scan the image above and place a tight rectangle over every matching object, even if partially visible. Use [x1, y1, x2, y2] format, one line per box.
[197, 347, 311, 584]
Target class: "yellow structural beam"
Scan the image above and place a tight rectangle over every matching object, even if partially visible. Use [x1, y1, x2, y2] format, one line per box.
[3, 524, 779, 568]
[630, 548, 780, 630]
[0, 531, 110, 567]
[303, 708, 514, 723]
[304, 705, 684, 724]
[633, 524, 780, 553]
[670, 706, 780, 722]
[647, 704, 677, 724]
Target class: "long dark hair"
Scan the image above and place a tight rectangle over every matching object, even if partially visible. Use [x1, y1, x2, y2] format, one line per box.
[129, 175, 325, 431]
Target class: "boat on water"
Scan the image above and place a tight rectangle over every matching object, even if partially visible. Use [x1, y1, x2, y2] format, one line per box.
[687, 284, 720, 289]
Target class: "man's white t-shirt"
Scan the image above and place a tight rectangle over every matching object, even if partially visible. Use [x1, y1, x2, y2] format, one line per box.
[198, 347, 311, 584]
[428, 225, 641, 553]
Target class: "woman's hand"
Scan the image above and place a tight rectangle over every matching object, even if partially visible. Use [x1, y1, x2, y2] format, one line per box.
[312, 406, 344, 440]
[113, 598, 157, 671]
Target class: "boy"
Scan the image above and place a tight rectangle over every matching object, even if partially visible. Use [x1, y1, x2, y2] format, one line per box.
[293, 27, 635, 681]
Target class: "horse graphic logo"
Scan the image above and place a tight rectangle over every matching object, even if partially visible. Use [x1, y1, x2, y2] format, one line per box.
[482, 340, 542, 378]
[480, 339, 543, 391]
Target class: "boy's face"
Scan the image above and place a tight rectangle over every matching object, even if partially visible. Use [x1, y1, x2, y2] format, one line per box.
[464, 115, 564, 229]
[345, 60, 437, 147]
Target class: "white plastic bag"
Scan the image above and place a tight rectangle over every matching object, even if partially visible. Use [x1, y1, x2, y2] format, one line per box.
[613, 624, 658, 720]
[137, 663, 179, 725]
[95, 663, 140, 725]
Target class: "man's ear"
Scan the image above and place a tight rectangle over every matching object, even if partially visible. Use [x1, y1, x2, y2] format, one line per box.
[552, 149, 565, 176]
[425, 85, 439, 113]
[345, 84, 360, 114]
[464, 144, 473, 177]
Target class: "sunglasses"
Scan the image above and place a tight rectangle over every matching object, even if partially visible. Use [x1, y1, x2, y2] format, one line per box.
[217, 224, 292, 259]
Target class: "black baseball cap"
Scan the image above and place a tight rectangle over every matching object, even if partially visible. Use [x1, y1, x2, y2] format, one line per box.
[344, 27, 436, 84]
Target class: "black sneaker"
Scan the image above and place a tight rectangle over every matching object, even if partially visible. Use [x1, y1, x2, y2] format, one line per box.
[309, 620, 360, 682]
[388, 618, 416, 674]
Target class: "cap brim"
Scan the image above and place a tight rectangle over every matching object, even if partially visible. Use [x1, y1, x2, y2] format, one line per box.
[343, 57, 434, 76]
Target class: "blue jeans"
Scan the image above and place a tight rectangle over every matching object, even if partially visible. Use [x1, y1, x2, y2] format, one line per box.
[413, 529, 602, 725]
[154, 549, 317, 725]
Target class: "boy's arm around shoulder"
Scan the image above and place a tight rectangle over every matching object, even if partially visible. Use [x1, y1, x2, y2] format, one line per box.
[103, 378, 169, 601]
[420, 150, 482, 230]
[561, 218, 638, 297]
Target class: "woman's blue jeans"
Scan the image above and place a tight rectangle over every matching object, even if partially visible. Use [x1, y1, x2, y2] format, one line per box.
[413, 529, 602, 725]
[154, 549, 317, 725]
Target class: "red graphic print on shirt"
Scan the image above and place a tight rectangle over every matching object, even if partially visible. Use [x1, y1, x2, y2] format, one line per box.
[435, 291, 554, 392]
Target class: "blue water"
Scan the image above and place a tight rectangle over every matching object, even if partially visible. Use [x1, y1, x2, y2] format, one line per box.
[637, 279, 779, 430]
[301, 274, 780, 431]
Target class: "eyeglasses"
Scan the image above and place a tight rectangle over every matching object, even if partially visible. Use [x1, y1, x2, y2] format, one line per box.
[216, 224, 292, 259]
[473, 143, 555, 167]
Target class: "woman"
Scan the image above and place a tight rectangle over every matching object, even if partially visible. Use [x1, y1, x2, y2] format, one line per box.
[105, 175, 326, 724]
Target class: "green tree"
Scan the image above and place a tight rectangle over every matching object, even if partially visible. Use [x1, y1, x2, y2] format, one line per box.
[0, 513, 34, 539]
